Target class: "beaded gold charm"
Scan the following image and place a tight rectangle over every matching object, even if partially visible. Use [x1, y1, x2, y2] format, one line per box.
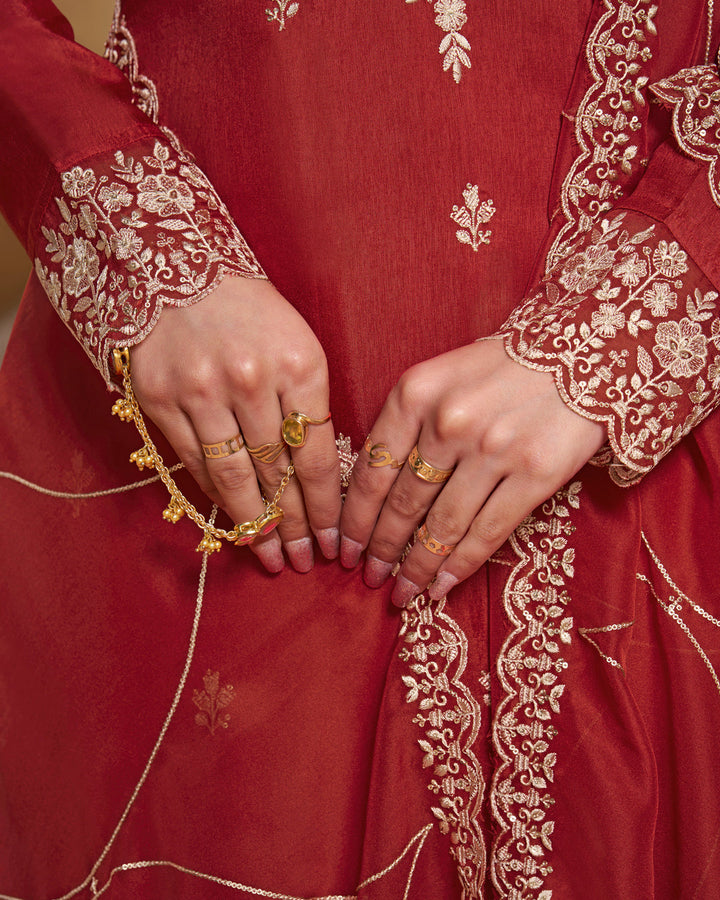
[111, 398, 135, 422]
[162, 498, 185, 524]
[197, 531, 222, 554]
[129, 446, 155, 470]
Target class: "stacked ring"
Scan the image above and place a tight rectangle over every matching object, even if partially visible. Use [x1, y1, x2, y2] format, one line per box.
[407, 446, 454, 483]
[415, 523, 456, 557]
[201, 433, 244, 459]
[247, 411, 332, 463]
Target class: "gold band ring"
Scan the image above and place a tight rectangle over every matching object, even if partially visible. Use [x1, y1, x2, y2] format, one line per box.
[407, 446, 454, 483]
[245, 440, 285, 464]
[415, 523, 456, 557]
[201, 433, 244, 459]
[281, 411, 332, 448]
[363, 437, 406, 469]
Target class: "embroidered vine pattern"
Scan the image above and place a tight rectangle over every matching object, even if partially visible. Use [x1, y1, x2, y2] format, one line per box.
[105, 0, 159, 122]
[490, 482, 581, 900]
[266, 0, 300, 30]
[547, 0, 658, 270]
[400, 597, 487, 896]
[406, 0, 471, 83]
[498, 212, 720, 483]
[193, 670, 235, 734]
[652, 65, 720, 207]
[452, 184, 495, 251]
[34, 140, 265, 385]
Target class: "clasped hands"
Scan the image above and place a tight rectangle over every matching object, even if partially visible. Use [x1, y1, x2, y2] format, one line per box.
[132, 277, 606, 606]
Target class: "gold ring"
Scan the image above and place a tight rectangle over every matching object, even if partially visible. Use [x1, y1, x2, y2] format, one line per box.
[281, 411, 331, 448]
[415, 523, 456, 557]
[407, 446, 454, 483]
[245, 440, 286, 464]
[363, 437, 406, 469]
[201, 433, 244, 459]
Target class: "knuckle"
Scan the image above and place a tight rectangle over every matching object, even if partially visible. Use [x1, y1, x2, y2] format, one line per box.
[227, 356, 263, 396]
[395, 364, 426, 414]
[296, 451, 338, 484]
[283, 341, 328, 387]
[519, 442, 555, 482]
[469, 514, 507, 551]
[433, 399, 473, 445]
[426, 508, 466, 542]
[350, 458, 388, 496]
[479, 420, 514, 458]
[386, 482, 428, 521]
[210, 461, 257, 495]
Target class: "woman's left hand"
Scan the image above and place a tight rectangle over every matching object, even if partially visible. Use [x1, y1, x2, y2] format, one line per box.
[339, 338, 607, 607]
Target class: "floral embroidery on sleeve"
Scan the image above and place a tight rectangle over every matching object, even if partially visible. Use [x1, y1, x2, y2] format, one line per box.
[651, 65, 720, 207]
[495, 211, 720, 485]
[34, 138, 266, 386]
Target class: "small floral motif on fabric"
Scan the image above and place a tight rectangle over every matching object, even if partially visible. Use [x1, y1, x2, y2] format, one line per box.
[651, 65, 720, 207]
[105, 1, 159, 122]
[497, 212, 720, 485]
[490, 482, 581, 900]
[193, 670, 235, 734]
[400, 597, 487, 896]
[266, 0, 300, 30]
[407, 0, 471, 83]
[451, 184, 495, 251]
[34, 139, 266, 385]
[547, 0, 658, 269]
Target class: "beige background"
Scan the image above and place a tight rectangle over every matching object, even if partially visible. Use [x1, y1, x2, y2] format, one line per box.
[0, 0, 116, 352]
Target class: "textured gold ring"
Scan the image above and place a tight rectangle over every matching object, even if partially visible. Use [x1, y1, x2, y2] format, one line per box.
[363, 436, 406, 469]
[415, 523, 456, 557]
[407, 446, 454, 483]
[281, 411, 332, 448]
[201, 433, 244, 459]
[245, 440, 286, 464]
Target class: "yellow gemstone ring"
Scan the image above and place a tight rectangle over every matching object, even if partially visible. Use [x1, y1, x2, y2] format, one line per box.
[281, 411, 332, 448]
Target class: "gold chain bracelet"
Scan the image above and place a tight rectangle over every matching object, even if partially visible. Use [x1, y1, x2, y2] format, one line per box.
[111, 348, 294, 554]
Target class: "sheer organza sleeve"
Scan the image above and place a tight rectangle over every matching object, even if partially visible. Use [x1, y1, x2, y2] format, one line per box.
[0, 1, 265, 386]
[495, 64, 720, 486]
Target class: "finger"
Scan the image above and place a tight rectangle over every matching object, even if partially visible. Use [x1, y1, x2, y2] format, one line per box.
[422, 471, 556, 604]
[389, 458, 503, 605]
[189, 404, 286, 573]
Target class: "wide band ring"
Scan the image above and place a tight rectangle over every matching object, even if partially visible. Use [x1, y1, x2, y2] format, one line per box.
[201, 433, 244, 459]
[245, 440, 285, 464]
[281, 411, 332, 448]
[363, 437, 406, 469]
[407, 446, 454, 483]
[415, 523, 456, 557]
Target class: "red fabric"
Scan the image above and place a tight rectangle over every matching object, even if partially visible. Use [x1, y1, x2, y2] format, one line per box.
[2, 2, 720, 898]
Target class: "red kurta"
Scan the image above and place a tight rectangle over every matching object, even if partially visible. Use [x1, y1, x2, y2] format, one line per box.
[2, 1, 720, 897]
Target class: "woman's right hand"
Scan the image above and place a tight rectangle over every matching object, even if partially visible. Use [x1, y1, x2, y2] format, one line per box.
[129, 276, 342, 573]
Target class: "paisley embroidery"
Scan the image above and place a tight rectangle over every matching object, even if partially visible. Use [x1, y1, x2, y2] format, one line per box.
[497, 212, 720, 485]
[400, 597, 487, 896]
[193, 670, 235, 734]
[451, 184, 495, 252]
[547, 0, 658, 270]
[652, 66, 720, 207]
[34, 140, 266, 386]
[490, 481, 581, 900]
[407, 0, 471, 83]
[266, 0, 300, 30]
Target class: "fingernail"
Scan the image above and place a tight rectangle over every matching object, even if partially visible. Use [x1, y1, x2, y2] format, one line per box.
[392, 575, 421, 609]
[340, 536, 364, 569]
[253, 536, 285, 574]
[364, 555, 394, 589]
[285, 536, 314, 573]
[428, 571, 458, 601]
[314, 527, 340, 560]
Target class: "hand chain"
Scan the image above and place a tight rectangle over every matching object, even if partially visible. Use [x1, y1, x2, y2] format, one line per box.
[111, 347, 294, 554]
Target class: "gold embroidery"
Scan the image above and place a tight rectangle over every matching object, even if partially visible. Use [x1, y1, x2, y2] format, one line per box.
[578, 621, 633, 672]
[498, 213, 720, 484]
[266, 0, 300, 30]
[451, 184, 495, 252]
[407, 0, 471, 83]
[192, 670, 235, 734]
[652, 66, 720, 207]
[491, 481, 582, 900]
[399, 596, 487, 896]
[547, 0, 657, 270]
[105, 0, 159, 122]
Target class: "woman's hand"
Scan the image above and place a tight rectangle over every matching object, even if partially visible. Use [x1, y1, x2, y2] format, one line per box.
[340, 338, 606, 606]
[130, 276, 342, 573]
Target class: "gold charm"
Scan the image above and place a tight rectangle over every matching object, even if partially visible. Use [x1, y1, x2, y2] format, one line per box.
[129, 446, 155, 470]
[162, 498, 185, 524]
[256, 505, 284, 535]
[111, 398, 135, 422]
[197, 531, 222, 554]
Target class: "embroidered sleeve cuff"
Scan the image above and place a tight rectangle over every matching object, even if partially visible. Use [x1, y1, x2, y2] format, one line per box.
[33, 136, 267, 386]
[494, 211, 720, 486]
[651, 65, 720, 207]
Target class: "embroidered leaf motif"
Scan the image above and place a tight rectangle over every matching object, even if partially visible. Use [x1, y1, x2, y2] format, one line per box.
[192, 669, 235, 735]
[451, 185, 495, 252]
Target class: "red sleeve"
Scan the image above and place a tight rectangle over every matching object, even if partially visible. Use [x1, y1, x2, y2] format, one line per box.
[0, 1, 265, 387]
